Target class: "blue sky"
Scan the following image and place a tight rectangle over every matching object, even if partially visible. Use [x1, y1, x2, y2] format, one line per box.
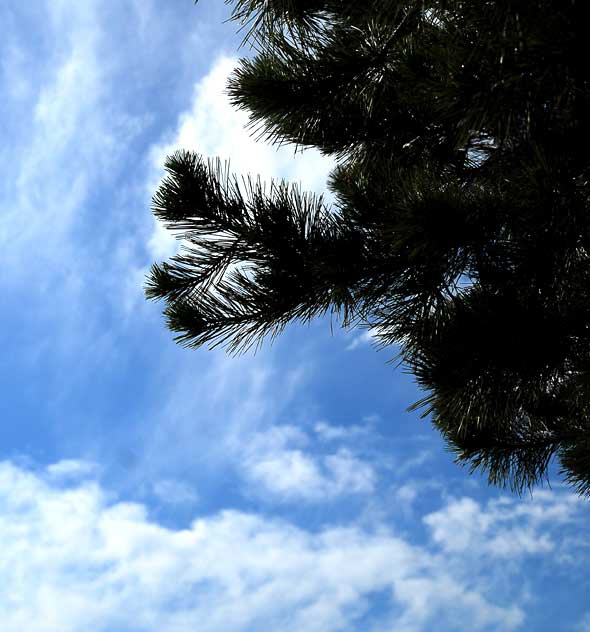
[0, 2, 588, 630]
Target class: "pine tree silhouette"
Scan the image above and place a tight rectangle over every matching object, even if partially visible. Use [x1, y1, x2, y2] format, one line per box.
[147, 1, 590, 495]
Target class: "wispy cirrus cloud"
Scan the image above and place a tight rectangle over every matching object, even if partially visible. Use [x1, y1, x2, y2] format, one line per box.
[0, 1, 157, 356]
[1, 2, 104, 270]
[0, 2, 233, 338]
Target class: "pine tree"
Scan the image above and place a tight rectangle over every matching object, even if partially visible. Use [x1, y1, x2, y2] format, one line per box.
[146, 1, 590, 496]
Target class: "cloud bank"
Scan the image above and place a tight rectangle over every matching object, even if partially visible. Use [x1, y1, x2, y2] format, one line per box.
[0, 461, 587, 632]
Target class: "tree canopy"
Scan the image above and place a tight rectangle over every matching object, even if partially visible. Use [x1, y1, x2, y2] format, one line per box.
[146, 0, 590, 496]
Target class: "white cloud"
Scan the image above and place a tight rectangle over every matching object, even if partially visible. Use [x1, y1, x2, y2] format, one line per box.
[0, 460, 555, 632]
[345, 330, 378, 351]
[151, 55, 334, 191]
[240, 425, 376, 501]
[313, 420, 370, 442]
[148, 55, 336, 261]
[325, 448, 377, 493]
[395, 483, 420, 506]
[423, 492, 584, 558]
[46, 459, 98, 479]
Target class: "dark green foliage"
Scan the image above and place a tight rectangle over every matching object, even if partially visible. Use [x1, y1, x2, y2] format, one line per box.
[148, 1, 590, 495]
